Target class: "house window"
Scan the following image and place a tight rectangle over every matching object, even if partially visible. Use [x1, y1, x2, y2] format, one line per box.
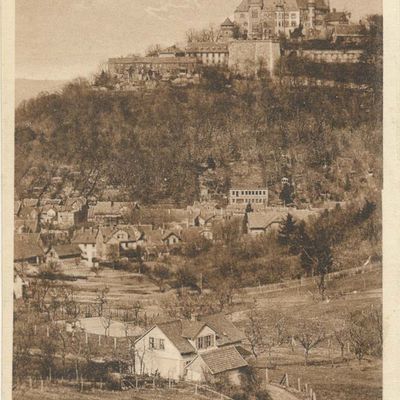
[159, 339, 165, 350]
[149, 337, 155, 349]
[197, 335, 214, 349]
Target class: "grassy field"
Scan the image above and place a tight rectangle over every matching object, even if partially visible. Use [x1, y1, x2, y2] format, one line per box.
[236, 268, 382, 400]
[13, 386, 207, 400]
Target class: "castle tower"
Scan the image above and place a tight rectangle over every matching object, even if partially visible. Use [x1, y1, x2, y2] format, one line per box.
[275, 0, 285, 36]
[219, 17, 235, 42]
[307, 0, 316, 30]
[248, 0, 263, 39]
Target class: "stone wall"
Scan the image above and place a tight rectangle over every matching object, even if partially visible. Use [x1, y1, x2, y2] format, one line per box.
[228, 40, 281, 75]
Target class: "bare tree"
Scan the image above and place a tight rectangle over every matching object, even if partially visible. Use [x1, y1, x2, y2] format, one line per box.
[294, 319, 327, 366]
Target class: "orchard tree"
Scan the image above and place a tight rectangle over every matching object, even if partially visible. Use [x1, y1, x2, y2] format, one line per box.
[152, 265, 171, 292]
[294, 318, 327, 366]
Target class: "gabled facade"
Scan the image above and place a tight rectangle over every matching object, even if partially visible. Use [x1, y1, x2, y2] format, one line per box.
[234, 0, 330, 39]
[134, 315, 247, 381]
[71, 228, 101, 264]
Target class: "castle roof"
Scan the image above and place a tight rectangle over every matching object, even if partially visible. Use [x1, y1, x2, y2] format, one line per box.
[185, 42, 229, 53]
[221, 17, 234, 27]
[235, 0, 328, 13]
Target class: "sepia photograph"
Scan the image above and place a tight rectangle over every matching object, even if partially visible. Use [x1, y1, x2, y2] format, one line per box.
[3, 0, 391, 399]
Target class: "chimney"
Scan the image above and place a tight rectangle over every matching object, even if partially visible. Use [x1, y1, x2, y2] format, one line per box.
[191, 313, 199, 322]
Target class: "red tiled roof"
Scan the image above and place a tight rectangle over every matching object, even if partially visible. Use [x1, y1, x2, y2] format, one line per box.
[196, 346, 248, 375]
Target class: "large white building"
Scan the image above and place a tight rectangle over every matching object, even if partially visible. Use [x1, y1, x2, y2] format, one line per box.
[229, 187, 269, 207]
[234, 0, 331, 39]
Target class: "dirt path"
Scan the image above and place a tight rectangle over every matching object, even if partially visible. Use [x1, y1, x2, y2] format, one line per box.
[266, 384, 302, 400]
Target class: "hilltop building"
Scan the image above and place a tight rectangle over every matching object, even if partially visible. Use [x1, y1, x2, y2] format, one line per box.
[234, 0, 332, 39]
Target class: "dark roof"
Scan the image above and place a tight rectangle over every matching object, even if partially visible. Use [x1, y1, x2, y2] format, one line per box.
[186, 42, 229, 52]
[235, 0, 328, 12]
[160, 45, 185, 54]
[72, 228, 99, 244]
[324, 11, 348, 22]
[22, 198, 39, 207]
[201, 314, 247, 346]
[14, 234, 44, 261]
[140, 314, 245, 355]
[221, 17, 234, 27]
[88, 201, 133, 216]
[196, 346, 248, 375]
[52, 244, 82, 258]
[334, 24, 365, 36]
[157, 321, 196, 354]
[109, 57, 199, 65]
[14, 218, 38, 233]
[100, 225, 142, 243]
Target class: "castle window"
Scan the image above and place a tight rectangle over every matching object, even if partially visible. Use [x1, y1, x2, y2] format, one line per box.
[252, 10, 258, 18]
[240, 13, 245, 18]
[291, 13, 297, 19]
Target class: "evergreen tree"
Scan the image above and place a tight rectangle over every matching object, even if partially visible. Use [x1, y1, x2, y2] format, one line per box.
[279, 183, 293, 206]
[278, 213, 296, 248]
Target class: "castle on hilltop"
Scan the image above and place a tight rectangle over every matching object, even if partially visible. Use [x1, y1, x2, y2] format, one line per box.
[106, 0, 362, 88]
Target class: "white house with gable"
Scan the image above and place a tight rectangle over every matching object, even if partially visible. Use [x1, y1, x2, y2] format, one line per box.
[134, 314, 248, 382]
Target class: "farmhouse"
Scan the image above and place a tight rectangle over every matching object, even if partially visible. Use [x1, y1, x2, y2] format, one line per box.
[98, 225, 145, 259]
[134, 314, 246, 381]
[247, 211, 285, 235]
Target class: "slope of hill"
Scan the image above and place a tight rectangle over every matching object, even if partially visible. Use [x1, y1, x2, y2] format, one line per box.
[15, 79, 68, 107]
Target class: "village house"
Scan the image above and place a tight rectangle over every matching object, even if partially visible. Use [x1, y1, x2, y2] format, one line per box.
[14, 267, 28, 300]
[45, 244, 82, 264]
[246, 208, 320, 235]
[97, 225, 145, 259]
[134, 314, 247, 381]
[71, 228, 101, 265]
[14, 233, 45, 265]
[14, 217, 38, 234]
[246, 211, 285, 235]
[87, 201, 136, 226]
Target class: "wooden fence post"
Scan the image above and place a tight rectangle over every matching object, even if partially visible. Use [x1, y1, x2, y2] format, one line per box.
[40, 379, 44, 392]
[98, 335, 101, 345]
[305, 383, 308, 394]
[298, 378, 301, 391]
[310, 387, 313, 399]
[80, 378, 84, 392]
[195, 384, 198, 395]
[114, 337, 117, 350]
[153, 377, 155, 389]
[285, 373, 289, 387]
[46, 326, 49, 337]
[313, 392, 317, 400]
[135, 376, 138, 390]
[29, 377, 32, 390]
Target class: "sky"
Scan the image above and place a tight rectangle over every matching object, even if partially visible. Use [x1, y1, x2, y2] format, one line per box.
[16, 0, 382, 80]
